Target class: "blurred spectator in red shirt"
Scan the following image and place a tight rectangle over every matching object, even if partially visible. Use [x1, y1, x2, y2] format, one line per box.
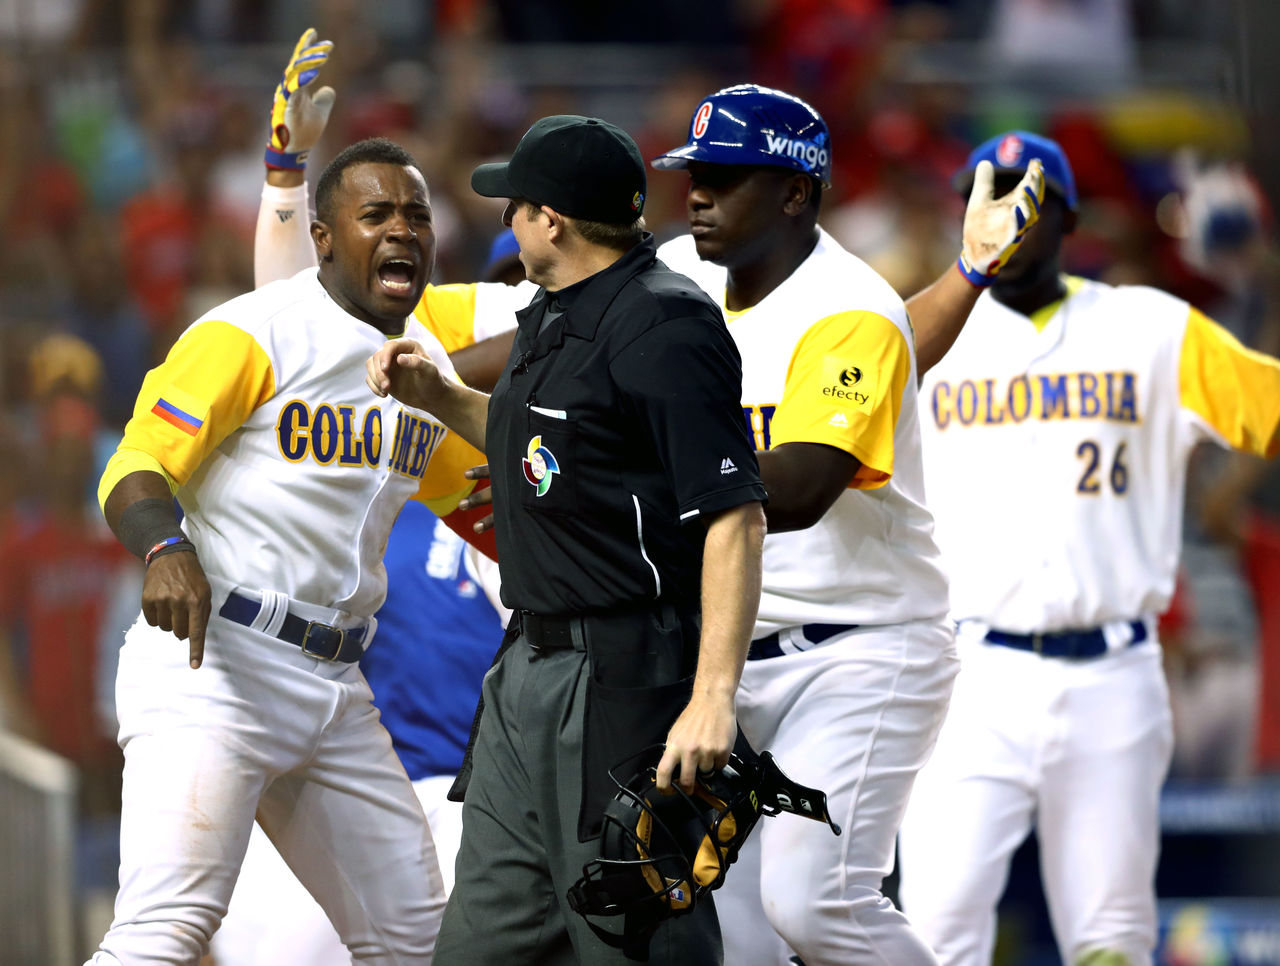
[0, 394, 131, 785]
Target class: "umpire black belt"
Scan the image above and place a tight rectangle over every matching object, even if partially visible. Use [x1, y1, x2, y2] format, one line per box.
[984, 620, 1147, 660]
[748, 622, 860, 661]
[515, 606, 694, 653]
[219, 590, 368, 663]
[517, 610, 587, 652]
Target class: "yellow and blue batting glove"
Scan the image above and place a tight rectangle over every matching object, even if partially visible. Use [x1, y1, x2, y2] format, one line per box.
[957, 158, 1046, 287]
[265, 28, 336, 171]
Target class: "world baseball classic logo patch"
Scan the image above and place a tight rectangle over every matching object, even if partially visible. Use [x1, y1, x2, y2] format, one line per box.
[522, 435, 560, 496]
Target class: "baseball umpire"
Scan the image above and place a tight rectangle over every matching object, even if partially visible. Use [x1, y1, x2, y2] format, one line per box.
[367, 113, 768, 965]
[900, 131, 1280, 966]
[86, 138, 481, 965]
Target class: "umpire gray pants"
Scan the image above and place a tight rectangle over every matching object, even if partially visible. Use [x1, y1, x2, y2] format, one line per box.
[433, 629, 722, 965]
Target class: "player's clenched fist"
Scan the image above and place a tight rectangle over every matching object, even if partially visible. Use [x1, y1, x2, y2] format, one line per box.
[366, 337, 447, 410]
[369, 338, 492, 452]
[957, 158, 1045, 286]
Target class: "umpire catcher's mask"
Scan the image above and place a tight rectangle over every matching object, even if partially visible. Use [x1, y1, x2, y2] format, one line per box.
[567, 741, 841, 958]
[651, 83, 833, 189]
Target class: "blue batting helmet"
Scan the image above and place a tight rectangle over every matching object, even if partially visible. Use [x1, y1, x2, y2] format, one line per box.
[954, 131, 1078, 211]
[651, 84, 833, 189]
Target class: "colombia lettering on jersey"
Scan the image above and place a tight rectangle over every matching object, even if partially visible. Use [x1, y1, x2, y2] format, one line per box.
[931, 371, 1139, 430]
[275, 400, 445, 480]
[743, 404, 778, 451]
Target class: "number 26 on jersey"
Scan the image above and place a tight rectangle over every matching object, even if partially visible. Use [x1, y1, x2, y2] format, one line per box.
[1076, 440, 1129, 495]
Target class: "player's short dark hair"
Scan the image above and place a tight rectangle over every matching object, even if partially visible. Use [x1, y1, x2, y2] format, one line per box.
[315, 138, 425, 224]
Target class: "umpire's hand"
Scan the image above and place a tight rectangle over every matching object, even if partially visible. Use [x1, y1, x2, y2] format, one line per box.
[142, 549, 211, 669]
[658, 691, 737, 795]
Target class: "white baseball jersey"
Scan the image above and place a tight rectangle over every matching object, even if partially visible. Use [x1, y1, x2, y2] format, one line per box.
[920, 276, 1280, 632]
[101, 267, 479, 618]
[660, 230, 949, 634]
[660, 229, 958, 966]
[413, 278, 534, 351]
[900, 275, 1280, 966]
[89, 268, 465, 966]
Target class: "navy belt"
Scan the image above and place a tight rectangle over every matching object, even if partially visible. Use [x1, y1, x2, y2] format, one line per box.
[985, 620, 1147, 659]
[218, 591, 368, 663]
[748, 623, 859, 661]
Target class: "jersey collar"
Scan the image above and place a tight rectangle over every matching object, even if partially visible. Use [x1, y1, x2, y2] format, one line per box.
[1025, 274, 1087, 332]
[516, 234, 658, 344]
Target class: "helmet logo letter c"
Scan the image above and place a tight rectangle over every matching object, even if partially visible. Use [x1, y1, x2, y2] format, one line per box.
[692, 102, 713, 140]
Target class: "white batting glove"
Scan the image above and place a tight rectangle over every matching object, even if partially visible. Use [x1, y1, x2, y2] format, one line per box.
[265, 28, 336, 171]
[957, 159, 1046, 287]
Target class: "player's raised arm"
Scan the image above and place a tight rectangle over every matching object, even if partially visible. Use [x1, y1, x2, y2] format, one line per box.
[907, 158, 1045, 377]
[254, 28, 336, 288]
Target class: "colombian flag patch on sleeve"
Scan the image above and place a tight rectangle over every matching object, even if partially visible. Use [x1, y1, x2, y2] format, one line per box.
[151, 397, 205, 436]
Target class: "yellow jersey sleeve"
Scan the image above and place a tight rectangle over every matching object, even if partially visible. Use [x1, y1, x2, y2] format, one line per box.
[413, 283, 481, 355]
[769, 310, 912, 488]
[412, 430, 485, 516]
[1179, 307, 1280, 458]
[99, 320, 277, 502]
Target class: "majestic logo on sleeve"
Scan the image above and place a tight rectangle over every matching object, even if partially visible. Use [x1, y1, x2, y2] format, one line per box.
[522, 435, 560, 496]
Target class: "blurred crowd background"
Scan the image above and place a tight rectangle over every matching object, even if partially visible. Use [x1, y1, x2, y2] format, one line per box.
[1, 0, 1279, 963]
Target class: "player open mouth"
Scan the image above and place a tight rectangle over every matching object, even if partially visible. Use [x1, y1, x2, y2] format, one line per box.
[377, 258, 417, 296]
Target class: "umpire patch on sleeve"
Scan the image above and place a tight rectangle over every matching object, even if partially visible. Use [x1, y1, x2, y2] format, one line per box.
[819, 355, 875, 413]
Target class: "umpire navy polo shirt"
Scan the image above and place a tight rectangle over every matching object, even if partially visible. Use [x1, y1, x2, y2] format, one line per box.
[487, 234, 765, 616]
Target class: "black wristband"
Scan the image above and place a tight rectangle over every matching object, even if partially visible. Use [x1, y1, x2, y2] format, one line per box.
[118, 497, 185, 562]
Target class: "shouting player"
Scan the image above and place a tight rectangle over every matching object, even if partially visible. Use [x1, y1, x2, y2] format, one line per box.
[85, 138, 479, 965]
[899, 131, 1280, 966]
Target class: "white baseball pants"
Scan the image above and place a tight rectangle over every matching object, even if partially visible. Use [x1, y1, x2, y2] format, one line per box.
[211, 775, 463, 965]
[84, 601, 445, 966]
[718, 617, 958, 966]
[897, 629, 1174, 966]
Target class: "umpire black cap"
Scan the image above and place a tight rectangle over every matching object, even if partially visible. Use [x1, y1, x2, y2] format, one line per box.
[471, 115, 647, 224]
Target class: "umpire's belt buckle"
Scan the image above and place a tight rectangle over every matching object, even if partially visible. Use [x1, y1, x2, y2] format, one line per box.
[1031, 633, 1044, 655]
[300, 621, 346, 662]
